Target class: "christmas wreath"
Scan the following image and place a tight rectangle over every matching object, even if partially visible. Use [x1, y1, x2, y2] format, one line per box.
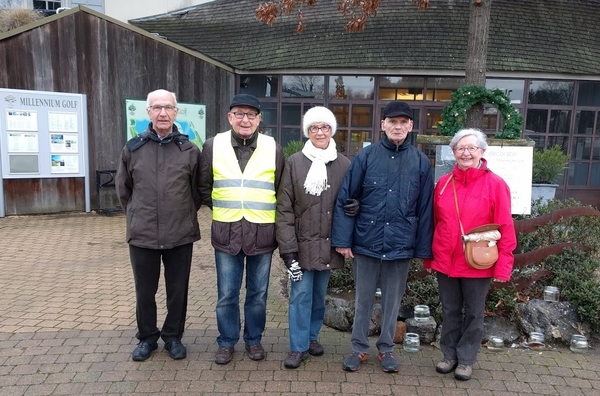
[438, 85, 523, 139]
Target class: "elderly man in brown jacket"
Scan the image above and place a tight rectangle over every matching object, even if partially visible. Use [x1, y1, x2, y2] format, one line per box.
[116, 89, 202, 362]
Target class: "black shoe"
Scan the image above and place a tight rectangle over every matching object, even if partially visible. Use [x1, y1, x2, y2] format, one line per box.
[309, 340, 324, 356]
[165, 340, 187, 360]
[245, 343, 265, 360]
[132, 341, 158, 361]
[284, 351, 309, 369]
[215, 346, 234, 365]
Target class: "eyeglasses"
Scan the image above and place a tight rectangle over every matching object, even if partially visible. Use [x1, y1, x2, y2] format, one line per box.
[148, 105, 177, 113]
[454, 146, 480, 154]
[309, 125, 331, 133]
[231, 111, 258, 120]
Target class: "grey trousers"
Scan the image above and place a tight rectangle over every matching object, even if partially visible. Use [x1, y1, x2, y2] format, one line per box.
[436, 273, 491, 365]
[350, 254, 410, 354]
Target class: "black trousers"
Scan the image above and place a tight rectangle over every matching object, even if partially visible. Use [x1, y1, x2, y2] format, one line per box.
[129, 243, 193, 344]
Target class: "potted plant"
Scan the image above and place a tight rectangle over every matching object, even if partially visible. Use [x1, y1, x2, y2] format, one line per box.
[531, 145, 569, 203]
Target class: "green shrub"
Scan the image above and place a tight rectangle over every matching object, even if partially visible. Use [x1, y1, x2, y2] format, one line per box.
[329, 258, 354, 289]
[532, 145, 569, 184]
[283, 140, 305, 159]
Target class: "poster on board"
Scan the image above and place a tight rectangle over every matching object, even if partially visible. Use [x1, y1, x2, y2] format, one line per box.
[125, 99, 206, 149]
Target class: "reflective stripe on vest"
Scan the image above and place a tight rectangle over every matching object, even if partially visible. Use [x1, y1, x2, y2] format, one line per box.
[212, 131, 276, 223]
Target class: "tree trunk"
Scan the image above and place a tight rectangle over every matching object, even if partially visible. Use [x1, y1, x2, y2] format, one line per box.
[464, 0, 491, 129]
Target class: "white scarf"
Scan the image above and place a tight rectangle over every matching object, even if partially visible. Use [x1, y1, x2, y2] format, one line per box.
[302, 139, 338, 196]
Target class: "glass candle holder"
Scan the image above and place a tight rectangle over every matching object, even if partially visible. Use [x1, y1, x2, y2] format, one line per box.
[528, 332, 545, 349]
[570, 334, 589, 354]
[543, 286, 559, 302]
[487, 336, 504, 351]
[403, 332, 420, 352]
[413, 305, 431, 321]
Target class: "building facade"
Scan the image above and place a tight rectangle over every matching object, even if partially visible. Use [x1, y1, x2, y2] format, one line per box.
[130, 0, 600, 207]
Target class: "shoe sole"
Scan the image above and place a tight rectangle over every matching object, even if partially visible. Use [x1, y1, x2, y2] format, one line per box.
[455, 373, 471, 381]
[309, 349, 324, 356]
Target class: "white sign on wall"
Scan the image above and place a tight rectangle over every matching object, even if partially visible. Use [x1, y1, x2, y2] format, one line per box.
[0, 88, 90, 217]
[435, 145, 534, 215]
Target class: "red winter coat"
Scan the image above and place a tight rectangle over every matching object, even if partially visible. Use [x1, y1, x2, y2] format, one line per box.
[423, 159, 516, 281]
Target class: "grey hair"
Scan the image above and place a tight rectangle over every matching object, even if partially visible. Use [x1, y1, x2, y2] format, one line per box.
[146, 89, 178, 107]
[449, 128, 488, 150]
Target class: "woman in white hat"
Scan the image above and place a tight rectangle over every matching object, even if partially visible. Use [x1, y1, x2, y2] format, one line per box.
[276, 106, 353, 368]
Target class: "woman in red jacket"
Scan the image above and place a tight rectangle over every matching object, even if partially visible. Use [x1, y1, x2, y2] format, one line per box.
[424, 128, 516, 381]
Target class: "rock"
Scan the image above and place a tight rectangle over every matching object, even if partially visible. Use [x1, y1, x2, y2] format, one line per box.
[515, 299, 591, 346]
[323, 290, 382, 334]
[405, 317, 437, 344]
[483, 316, 521, 344]
[324, 293, 354, 332]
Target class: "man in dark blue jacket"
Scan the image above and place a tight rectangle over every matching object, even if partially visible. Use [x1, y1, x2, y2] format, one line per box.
[332, 101, 434, 373]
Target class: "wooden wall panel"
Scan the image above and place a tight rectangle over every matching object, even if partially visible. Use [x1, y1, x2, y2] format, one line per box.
[3, 178, 85, 215]
[0, 10, 235, 215]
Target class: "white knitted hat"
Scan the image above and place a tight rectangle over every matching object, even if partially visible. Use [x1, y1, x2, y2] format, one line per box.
[302, 106, 337, 137]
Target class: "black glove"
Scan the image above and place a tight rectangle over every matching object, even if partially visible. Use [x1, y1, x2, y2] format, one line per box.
[280, 252, 302, 282]
[343, 199, 360, 217]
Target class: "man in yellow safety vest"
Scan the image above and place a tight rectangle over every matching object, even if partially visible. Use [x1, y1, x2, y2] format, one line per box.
[200, 94, 284, 365]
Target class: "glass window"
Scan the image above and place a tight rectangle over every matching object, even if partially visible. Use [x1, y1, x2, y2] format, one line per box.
[378, 77, 424, 100]
[329, 76, 374, 100]
[590, 163, 600, 185]
[281, 128, 302, 149]
[282, 76, 324, 99]
[261, 127, 277, 139]
[568, 162, 588, 186]
[34, 1, 61, 10]
[331, 105, 349, 127]
[577, 82, 600, 106]
[486, 78, 525, 104]
[528, 80, 574, 105]
[351, 105, 372, 128]
[547, 136, 569, 153]
[426, 108, 443, 130]
[572, 137, 592, 160]
[425, 77, 465, 101]
[281, 103, 301, 126]
[526, 135, 546, 150]
[594, 139, 600, 160]
[575, 111, 595, 135]
[482, 107, 499, 131]
[350, 131, 372, 156]
[597, 113, 600, 135]
[240, 75, 279, 98]
[525, 109, 548, 133]
[548, 110, 571, 134]
[333, 129, 348, 155]
[260, 102, 277, 125]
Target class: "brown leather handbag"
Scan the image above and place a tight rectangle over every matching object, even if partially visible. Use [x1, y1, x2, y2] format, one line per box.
[452, 178, 501, 270]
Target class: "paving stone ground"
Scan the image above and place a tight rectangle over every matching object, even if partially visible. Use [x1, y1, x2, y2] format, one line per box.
[0, 207, 599, 395]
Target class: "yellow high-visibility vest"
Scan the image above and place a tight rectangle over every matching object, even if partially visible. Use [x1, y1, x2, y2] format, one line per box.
[211, 131, 276, 223]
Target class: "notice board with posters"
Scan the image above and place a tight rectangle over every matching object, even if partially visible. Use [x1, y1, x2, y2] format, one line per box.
[0, 88, 90, 217]
[125, 99, 206, 148]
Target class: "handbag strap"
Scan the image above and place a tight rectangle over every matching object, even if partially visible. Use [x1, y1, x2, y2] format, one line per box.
[451, 176, 466, 236]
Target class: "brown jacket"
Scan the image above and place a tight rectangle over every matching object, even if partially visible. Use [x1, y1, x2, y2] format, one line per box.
[116, 125, 202, 249]
[276, 151, 350, 271]
[200, 131, 285, 255]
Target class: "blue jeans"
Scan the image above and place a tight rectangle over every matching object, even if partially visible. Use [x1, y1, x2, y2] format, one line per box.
[215, 250, 272, 347]
[288, 269, 331, 352]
